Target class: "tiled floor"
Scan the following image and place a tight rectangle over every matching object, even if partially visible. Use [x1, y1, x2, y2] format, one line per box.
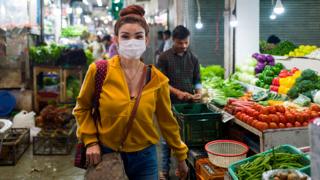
[0, 144, 180, 180]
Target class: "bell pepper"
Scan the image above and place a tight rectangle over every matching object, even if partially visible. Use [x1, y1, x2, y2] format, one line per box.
[270, 85, 279, 92]
[291, 67, 299, 73]
[272, 77, 280, 86]
[278, 86, 290, 94]
[263, 76, 274, 84]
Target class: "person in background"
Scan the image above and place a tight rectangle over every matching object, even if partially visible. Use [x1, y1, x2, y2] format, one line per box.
[267, 35, 281, 45]
[81, 31, 91, 50]
[163, 30, 173, 52]
[73, 5, 189, 180]
[108, 36, 118, 58]
[102, 35, 113, 53]
[89, 35, 105, 60]
[155, 31, 165, 63]
[157, 25, 202, 180]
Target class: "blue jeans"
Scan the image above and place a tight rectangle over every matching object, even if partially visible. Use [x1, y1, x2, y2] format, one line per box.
[100, 144, 158, 180]
[161, 138, 171, 173]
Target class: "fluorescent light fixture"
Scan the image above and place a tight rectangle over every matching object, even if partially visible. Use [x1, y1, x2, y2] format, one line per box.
[107, 15, 113, 21]
[230, 14, 238, 27]
[97, 0, 103, 7]
[83, 0, 89, 5]
[270, 13, 277, 20]
[67, 7, 72, 14]
[195, 17, 203, 29]
[273, 0, 285, 14]
[114, 0, 121, 3]
[76, 7, 83, 14]
[115, 7, 119, 11]
[94, 17, 98, 21]
[104, 19, 109, 24]
[106, 6, 109, 9]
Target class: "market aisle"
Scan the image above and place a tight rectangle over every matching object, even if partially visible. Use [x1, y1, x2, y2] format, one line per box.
[0, 144, 179, 180]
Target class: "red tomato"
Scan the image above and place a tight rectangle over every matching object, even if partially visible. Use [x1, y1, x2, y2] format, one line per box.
[269, 122, 278, 129]
[276, 112, 287, 123]
[295, 121, 302, 127]
[310, 104, 320, 112]
[275, 105, 286, 113]
[261, 108, 269, 115]
[269, 114, 280, 123]
[268, 106, 277, 114]
[279, 123, 286, 128]
[310, 111, 319, 119]
[296, 113, 304, 123]
[303, 122, 309, 127]
[286, 122, 293, 128]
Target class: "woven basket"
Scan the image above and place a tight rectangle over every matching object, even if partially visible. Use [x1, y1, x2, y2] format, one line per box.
[205, 140, 249, 168]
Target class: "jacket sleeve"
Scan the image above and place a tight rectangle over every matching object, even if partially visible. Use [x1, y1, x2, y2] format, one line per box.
[73, 63, 98, 146]
[155, 82, 188, 161]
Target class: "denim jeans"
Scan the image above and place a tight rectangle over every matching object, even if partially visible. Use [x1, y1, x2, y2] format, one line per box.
[160, 138, 171, 173]
[100, 144, 158, 180]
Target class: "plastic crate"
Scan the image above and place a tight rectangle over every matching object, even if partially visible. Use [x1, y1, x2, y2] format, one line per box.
[173, 103, 223, 147]
[228, 144, 311, 180]
[188, 148, 208, 168]
[195, 158, 226, 180]
[0, 128, 30, 166]
[33, 122, 76, 155]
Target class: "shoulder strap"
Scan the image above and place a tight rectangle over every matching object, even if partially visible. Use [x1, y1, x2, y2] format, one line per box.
[119, 65, 147, 150]
[92, 60, 108, 126]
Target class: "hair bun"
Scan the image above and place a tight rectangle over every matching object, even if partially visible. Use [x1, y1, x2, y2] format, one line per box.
[119, 5, 145, 18]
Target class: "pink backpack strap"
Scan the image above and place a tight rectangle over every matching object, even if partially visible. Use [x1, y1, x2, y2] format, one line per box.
[92, 60, 108, 125]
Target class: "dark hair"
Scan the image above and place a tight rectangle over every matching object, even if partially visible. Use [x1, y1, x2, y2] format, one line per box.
[163, 30, 171, 37]
[114, 5, 149, 36]
[102, 35, 111, 42]
[172, 25, 190, 40]
[267, 35, 281, 44]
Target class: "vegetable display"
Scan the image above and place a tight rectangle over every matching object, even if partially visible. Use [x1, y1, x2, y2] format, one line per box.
[252, 53, 276, 74]
[29, 44, 66, 65]
[224, 99, 320, 131]
[260, 40, 297, 56]
[61, 26, 88, 38]
[66, 76, 81, 100]
[236, 151, 306, 180]
[256, 63, 284, 89]
[234, 58, 258, 85]
[270, 68, 301, 94]
[200, 65, 225, 80]
[287, 69, 320, 99]
[287, 45, 318, 57]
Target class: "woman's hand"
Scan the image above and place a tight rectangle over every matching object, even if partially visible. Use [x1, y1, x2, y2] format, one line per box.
[86, 144, 101, 166]
[175, 160, 189, 180]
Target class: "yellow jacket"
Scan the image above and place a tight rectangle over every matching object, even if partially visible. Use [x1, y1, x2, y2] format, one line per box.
[73, 56, 188, 160]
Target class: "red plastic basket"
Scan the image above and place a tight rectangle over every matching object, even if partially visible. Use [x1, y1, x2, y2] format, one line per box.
[205, 140, 249, 168]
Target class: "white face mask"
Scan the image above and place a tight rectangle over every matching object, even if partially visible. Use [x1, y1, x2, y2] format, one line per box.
[118, 39, 146, 60]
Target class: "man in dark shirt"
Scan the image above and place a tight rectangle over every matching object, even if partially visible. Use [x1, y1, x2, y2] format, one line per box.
[157, 25, 202, 179]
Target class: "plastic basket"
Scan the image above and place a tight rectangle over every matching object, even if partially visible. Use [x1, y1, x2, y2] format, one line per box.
[228, 144, 311, 180]
[173, 103, 223, 147]
[205, 140, 249, 168]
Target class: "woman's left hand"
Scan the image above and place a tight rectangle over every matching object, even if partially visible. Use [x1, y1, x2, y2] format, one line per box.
[175, 160, 189, 180]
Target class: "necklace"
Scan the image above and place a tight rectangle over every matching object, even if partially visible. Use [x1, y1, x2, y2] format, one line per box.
[121, 62, 142, 82]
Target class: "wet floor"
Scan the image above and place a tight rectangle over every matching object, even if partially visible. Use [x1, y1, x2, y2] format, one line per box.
[0, 144, 179, 180]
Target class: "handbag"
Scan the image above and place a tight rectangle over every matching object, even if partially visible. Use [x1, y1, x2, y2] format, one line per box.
[74, 60, 149, 178]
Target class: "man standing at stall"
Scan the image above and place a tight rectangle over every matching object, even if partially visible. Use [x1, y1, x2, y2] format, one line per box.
[157, 25, 202, 179]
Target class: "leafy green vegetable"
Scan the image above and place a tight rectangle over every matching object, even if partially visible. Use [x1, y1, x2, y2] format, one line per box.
[85, 50, 94, 66]
[200, 65, 224, 80]
[29, 43, 65, 64]
[61, 26, 88, 38]
[261, 40, 297, 56]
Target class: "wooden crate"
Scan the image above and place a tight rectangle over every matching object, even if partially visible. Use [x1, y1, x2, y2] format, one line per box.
[0, 128, 30, 166]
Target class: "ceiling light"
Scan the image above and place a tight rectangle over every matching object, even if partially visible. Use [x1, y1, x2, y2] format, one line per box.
[273, 0, 285, 14]
[94, 17, 98, 21]
[97, 0, 103, 7]
[270, 13, 277, 20]
[84, 15, 92, 23]
[104, 19, 109, 24]
[108, 15, 113, 21]
[195, 17, 203, 29]
[114, 0, 121, 3]
[106, 6, 109, 9]
[115, 7, 119, 11]
[230, 14, 238, 27]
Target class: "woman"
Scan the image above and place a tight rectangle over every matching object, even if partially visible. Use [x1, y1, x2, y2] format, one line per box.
[73, 5, 189, 180]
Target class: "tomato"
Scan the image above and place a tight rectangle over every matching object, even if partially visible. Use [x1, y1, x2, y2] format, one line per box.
[261, 108, 269, 115]
[295, 121, 302, 127]
[301, 112, 310, 122]
[296, 113, 304, 123]
[286, 122, 293, 128]
[279, 123, 286, 128]
[252, 110, 260, 118]
[251, 120, 259, 127]
[285, 112, 295, 123]
[269, 122, 278, 129]
[303, 122, 309, 127]
[276, 112, 287, 123]
[268, 106, 277, 114]
[261, 122, 269, 130]
[235, 112, 242, 119]
[310, 111, 319, 119]
[275, 105, 286, 113]
[269, 114, 280, 123]
[235, 107, 245, 113]
[247, 117, 254, 125]
[310, 104, 320, 112]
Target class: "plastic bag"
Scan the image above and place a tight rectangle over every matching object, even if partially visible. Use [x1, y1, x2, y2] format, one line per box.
[262, 169, 310, 180]
[293, 94, 311, 107]
[313, 90, 320, 105]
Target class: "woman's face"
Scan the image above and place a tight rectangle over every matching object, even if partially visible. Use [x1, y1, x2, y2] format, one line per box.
[115, 23, 149, 45]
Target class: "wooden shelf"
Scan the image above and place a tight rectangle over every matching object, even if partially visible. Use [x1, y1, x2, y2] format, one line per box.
[33, 66, 84, 112]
